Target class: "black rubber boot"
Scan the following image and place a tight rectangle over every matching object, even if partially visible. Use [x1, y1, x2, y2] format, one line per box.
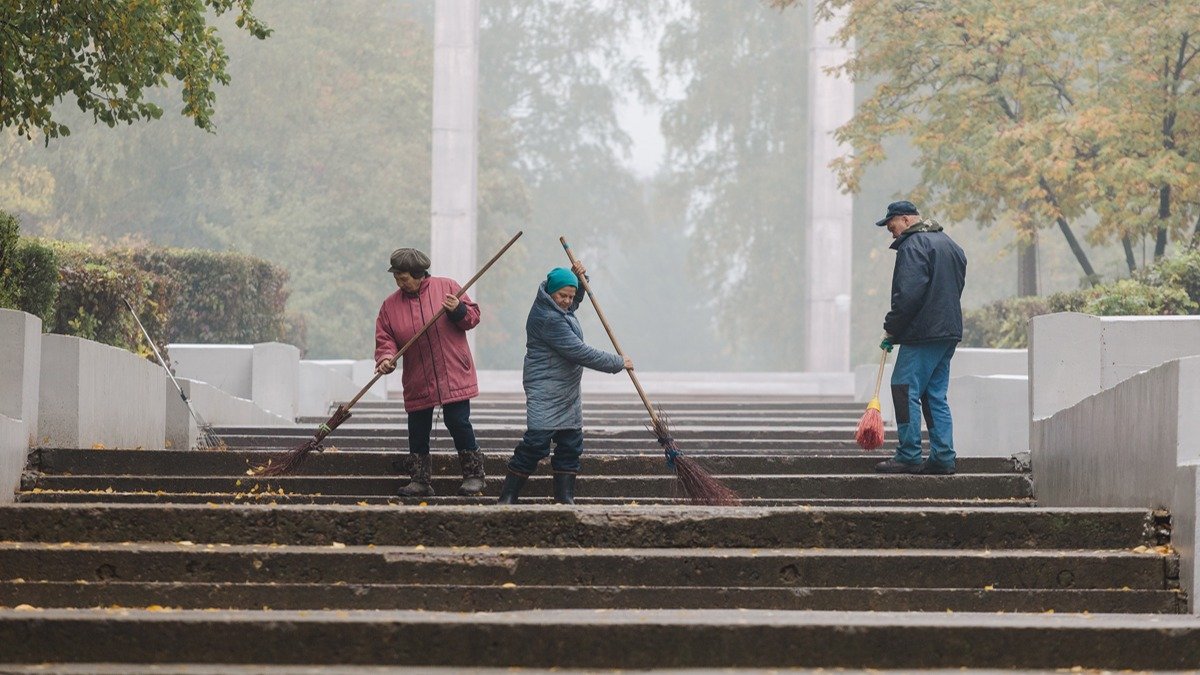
[457, 448, 487, 495]
[496, 471, 528, 505]
[552, 472, 576, 505]
[398, 453, 435, 497]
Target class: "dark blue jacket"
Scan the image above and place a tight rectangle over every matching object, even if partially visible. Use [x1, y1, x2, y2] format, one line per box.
[883, 220, 967, 344]
[523, 281, 624, 429]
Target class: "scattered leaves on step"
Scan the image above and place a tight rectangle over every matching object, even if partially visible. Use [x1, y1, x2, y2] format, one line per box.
[356, 501, 370, 507]
[983, 585, 994, 591]
[1131, 545, 1174, 555]
[501, 582, 517, 588]
[414, 545, 426, 550]
[176, 541, 195, 546]
[14, 604, 38, 611]
[330, 542, 346, 549]
[91, 443, 107, 450]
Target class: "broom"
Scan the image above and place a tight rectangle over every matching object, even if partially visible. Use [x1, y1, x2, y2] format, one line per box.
[124, 298, 222, 450]
[254, 231, 524, 476]
[855, 345, 888, 451]
[560, 237, 740, 506]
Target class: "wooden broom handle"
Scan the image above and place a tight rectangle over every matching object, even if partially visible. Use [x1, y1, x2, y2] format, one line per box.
[559, 236, 660, 427]
[872, 346, 888, 399]
[343, 230, 524, 409]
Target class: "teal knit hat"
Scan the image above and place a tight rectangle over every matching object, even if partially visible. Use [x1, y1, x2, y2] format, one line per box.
[545, 267, 579, 294]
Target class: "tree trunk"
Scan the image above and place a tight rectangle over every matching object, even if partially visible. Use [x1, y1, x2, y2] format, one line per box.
[1056, 216, 1098, 284]
[1122, 235, 1137, 274]
[1017, 228, 1038, 296]
[1191, 211, 1200, 250]
[1155, 184, 1170, 260]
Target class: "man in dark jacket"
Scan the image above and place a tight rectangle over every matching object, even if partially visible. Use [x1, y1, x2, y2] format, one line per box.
[875, 200, 967, 475]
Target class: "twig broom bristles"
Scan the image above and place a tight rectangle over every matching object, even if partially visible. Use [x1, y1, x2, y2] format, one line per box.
[855, 347, 888, 451]
[254, 231, 524, 476]
[560, 236, 740, 506]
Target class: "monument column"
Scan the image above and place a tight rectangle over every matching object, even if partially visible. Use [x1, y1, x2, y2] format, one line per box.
[430, 0, 480, 292]
[804, 2, 854, 372]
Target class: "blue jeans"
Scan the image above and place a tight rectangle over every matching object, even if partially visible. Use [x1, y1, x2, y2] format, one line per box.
[407, 400, 477, 455]
[890, 340, 956, 466]
[507, 428, 584, 475]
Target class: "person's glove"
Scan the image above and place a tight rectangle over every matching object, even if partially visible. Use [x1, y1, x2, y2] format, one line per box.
[879, 337, 894, 353]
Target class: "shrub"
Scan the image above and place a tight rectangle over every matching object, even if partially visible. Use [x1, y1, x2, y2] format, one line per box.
[963, 251, 1200, 348]
[1081, 278, 1197, 316]
[47, 241, 172, 356]
[0, 212, 59, 323]
[119, 247, 294, 346]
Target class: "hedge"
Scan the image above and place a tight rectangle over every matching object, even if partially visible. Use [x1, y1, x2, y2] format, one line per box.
[0, 211, 300, 356]
[963, 249, 1200, 348]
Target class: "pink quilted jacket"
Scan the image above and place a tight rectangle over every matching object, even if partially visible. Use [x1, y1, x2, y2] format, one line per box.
[374, 276, 480, 413]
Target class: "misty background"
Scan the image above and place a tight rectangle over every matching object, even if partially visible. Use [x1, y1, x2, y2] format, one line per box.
[1, 1, 1140, 370]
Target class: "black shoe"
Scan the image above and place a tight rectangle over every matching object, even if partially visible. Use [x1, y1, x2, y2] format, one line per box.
[398, 453, 435, 497]
[496, 472, 528, 505]
[919, 460, 956, 475]
[553, 472, 576, 505]
[874, 458, 924, 474]
[457, 448, 487, 495]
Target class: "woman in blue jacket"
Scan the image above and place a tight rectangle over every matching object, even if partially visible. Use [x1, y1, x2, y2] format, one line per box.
[497, 261, 632, 504]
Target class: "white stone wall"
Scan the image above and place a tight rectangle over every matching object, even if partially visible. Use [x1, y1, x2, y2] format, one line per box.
[1030, 313, 1200, 419]
[298, 361, 377, 418]
[165, 378, 293, 450]
[0, 309, 41, 445]
[169, 344, 254, 399]
[948, 375, 1028, 457]
[0, 414, 25, 504]
[38, 334, 166, 449]
[251, 342, 299, 420]
[1032, 356, 1200, 611]
[953, 348, 1028, 378]
[169, 342, 300, 421]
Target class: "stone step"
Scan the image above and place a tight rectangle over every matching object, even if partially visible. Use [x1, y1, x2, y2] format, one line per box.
[218, 437, 885, 451]
[0, 505, 1160, 549]
[0, 544, 1171, 590]
[1, 581, 1180, 613]
[303, 415, 867, 427]
[16, 491, 1034, 508]
[1, 609, 1198, 669]
[348, 400, 865, 412]
[29, 474, 1034, 500]
[214, 426, 900, 440]
[31, 449, 1021, 477]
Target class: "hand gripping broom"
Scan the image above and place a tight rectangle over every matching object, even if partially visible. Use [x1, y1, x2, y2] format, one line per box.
[855, 345, 888, 450]
[560, 237, 740, 506]
[254, 231, 524, 476]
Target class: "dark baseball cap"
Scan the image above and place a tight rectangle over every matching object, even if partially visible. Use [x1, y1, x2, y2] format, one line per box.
[875, 200, 920, 227]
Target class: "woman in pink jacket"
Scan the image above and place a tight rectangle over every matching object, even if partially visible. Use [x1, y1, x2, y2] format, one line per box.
[375, 247, 484, 497]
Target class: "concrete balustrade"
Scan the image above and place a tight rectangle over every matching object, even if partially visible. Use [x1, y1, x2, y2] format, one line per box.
[1032, 356, 1200, 610]
[298, 361, 379, 418]
[165, 378, 293, 450]
[1030, 313, 1200, 419]
[949, 375, 1028, 457]
[38, 334, 166, 450]
[0, 415, 23, 504]
[0, 309, 41, 445]
[170, 342, 300, 420]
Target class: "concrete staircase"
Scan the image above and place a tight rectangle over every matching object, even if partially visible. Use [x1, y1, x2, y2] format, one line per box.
[2, 394, 1196, 670]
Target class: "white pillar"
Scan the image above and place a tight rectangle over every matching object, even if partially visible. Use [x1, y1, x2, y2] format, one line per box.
[430, 0, 480, 289]
[804, 2, 854, 372]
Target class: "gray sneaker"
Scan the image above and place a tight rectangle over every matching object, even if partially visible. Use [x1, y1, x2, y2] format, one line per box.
[874, 458, 924, 474]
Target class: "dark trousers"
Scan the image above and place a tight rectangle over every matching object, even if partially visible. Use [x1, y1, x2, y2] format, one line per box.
[407, 400, 477, 455]
[507, 428, 584, 475]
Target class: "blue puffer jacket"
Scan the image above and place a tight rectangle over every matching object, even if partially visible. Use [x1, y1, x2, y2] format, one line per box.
[523, 281, 624, 429]
[884, 220, 968, 344]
